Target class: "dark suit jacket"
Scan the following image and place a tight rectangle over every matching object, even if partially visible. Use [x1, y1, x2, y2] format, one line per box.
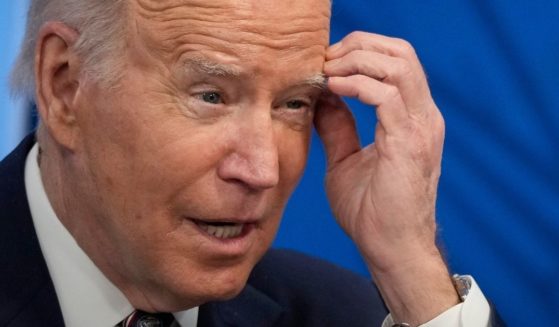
[0, 135, 504, 326]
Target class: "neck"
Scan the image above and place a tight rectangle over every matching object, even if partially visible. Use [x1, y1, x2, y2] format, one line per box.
[37, 136, 179, 312]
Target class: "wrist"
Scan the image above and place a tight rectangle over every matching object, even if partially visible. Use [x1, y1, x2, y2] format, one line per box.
[367, 251, 460, 326]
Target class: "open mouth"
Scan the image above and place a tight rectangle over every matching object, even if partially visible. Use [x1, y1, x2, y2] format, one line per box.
[194, 220, 249, 239]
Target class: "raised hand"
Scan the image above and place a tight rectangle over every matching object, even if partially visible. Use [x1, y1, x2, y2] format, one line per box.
[316, 31, 459, 325]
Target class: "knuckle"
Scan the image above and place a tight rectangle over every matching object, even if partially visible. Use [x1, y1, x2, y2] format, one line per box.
[346, 31, 372, 49]
[382, 85, 401, 102]
[355, 55, 371, 73]
[433, 112, 445, 130]
[347, 30, 368, 42]
[397, 60, 413, 77]
[387, 59, 413, 81]
[432, 112, 446, 141]
[393, 38, 416, 56]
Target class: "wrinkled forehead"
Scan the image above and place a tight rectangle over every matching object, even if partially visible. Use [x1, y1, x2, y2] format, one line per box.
[132, 0, 332, 23]
[129, 0, 332, 57]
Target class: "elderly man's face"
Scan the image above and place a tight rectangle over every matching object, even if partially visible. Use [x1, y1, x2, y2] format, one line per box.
[70, 0, 330, 310]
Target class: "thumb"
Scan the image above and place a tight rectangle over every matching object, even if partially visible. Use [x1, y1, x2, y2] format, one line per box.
[314, 92, 361, 169]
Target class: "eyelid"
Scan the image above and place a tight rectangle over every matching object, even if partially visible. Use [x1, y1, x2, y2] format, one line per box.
[188, 78, 240, 103]
[286, 93, 314, 103]
[191, 84, 225, 98]
[289, 95, 317, 106]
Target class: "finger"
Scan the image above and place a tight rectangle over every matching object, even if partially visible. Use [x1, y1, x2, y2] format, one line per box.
[328, 75, 409, 132]
[324, 49, 431, 110]
[328, 31, 420, 66]
[314, 92, 361, 168]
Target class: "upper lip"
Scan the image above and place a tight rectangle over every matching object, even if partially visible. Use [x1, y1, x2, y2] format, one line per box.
[189, 216, 260, 225]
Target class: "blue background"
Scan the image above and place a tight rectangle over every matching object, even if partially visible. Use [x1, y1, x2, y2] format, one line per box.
[0, 2, 28, 160]
[2, 1, 558, 326]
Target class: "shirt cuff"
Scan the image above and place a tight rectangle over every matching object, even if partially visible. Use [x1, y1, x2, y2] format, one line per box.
[381, 275, 491, 327]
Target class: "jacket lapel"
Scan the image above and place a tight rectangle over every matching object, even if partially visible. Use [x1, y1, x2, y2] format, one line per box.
[0, 134, 65, 326]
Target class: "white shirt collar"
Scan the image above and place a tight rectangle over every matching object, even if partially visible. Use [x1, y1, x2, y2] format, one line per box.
[25, 143, 199, 327]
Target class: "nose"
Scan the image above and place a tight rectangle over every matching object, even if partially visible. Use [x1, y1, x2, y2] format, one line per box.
[217, 111, 279, 191]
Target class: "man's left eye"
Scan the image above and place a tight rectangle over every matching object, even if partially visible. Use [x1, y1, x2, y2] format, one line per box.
[286, 100, 307, 110]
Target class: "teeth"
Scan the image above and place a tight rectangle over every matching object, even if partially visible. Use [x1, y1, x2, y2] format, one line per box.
[198, 223, 244, 239]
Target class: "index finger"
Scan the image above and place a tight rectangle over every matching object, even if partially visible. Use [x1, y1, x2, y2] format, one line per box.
[327, 31, 420, 65]
[326, 31, 433, 116]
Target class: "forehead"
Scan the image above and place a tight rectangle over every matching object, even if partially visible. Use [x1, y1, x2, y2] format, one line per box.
[129, 0, 331, 71]
[132, 0, 331, 30]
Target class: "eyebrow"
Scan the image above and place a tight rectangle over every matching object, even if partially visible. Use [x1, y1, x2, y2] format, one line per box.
[183, 57, 327, 90]
[183, 57, 242, 77]
[300, 73, 328, 90]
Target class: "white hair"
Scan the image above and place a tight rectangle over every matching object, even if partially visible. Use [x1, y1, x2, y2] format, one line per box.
[10, 0, 128, 101]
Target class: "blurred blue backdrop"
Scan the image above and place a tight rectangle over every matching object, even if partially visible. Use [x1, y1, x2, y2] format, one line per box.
[1, 1, 558, 326]
[0, 2, 28, 160]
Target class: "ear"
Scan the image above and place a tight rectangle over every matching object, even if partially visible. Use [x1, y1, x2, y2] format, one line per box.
[35, 21, 81, 150]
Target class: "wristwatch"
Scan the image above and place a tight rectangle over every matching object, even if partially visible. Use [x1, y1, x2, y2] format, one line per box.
[391, 275, 471, 327]
[452, 274, 471, 301]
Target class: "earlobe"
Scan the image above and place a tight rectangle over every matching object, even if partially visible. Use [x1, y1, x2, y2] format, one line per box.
[35, 21, 81, 150]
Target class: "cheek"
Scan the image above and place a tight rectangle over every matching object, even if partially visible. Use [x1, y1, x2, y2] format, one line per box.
[122, 128, 226, 226]
[75, 85, 225, 225]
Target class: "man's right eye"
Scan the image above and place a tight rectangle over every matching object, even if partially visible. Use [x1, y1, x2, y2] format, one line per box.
[200, 92, 223, 104]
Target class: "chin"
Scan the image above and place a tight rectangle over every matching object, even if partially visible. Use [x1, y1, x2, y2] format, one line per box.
[163, 266, 253, 311]
[203, 269, 252, 302]
[145, 279, 246, 312]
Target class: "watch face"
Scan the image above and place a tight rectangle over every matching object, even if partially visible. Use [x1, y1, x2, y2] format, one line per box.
[453, 274, 472, 300]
